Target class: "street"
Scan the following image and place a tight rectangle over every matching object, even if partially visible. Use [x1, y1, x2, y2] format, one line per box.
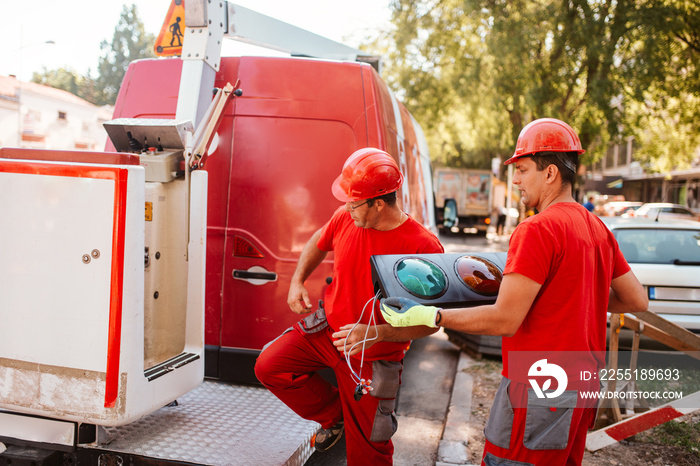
[438, 230, 511, 254]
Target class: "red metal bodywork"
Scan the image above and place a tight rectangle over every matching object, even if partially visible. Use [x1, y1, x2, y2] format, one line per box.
[109, 56, 432, 378]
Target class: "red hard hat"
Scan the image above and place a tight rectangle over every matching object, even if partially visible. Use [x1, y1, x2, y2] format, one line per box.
[504, 118, 585, 165]
[332, 148, 404, 202]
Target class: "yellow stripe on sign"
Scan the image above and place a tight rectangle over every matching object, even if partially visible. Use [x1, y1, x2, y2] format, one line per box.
[145, 202, 153, 221]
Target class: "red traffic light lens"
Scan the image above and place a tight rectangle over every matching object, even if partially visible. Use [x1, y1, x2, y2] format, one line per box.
[454, 255, 502, 296]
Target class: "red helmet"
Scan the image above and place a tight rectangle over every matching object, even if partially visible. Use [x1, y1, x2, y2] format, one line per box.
[332, 148, 404, 202]
[504, 118, 585, 165]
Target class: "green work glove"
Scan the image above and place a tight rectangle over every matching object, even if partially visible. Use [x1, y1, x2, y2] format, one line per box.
[380, 297, 440, 328]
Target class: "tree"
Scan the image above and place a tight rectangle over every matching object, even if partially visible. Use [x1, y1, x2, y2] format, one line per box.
[32, 67, 100, 104]
[620, 0, 700, 171]
[95, 4, 156, 105]
[380, 0, 700, 173]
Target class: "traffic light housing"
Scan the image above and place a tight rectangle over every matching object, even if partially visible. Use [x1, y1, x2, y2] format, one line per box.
[370, 253, 507, 308]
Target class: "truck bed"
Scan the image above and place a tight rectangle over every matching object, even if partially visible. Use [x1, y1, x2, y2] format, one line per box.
[84, 380, 318, 465]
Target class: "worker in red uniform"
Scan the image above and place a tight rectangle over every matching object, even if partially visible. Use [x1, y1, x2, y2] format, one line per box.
[255, 148, 444, 465]
[380, 118, 649, 466]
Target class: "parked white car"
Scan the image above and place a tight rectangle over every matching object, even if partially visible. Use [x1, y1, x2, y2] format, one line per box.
[602, 217, 700, 333]
[624, 202, 699, 221]
[602, 201, 643, 217]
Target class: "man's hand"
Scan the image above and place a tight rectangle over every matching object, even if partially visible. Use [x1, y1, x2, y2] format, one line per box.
[380, 297, 440, 328]
[287, 281, 313, 314]
[332, 324, 379, 356]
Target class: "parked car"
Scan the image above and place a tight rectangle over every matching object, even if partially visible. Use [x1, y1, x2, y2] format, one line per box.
[618, 204, 643, 216]
[602, 201, 643, 217]
[602, 217, 700, 335]
[624, 202, 699, 221]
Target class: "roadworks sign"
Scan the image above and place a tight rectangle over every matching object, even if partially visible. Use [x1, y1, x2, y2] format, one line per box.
[154, 0, 185, 57]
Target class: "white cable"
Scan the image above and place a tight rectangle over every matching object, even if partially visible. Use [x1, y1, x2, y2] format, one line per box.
[344, 291, 381, 386]
[344, 296, 372, 383]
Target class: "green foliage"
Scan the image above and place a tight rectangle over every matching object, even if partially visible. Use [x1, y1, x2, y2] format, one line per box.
[619, 0, 700, 173]
[31, 67, 100, 104]
[95, 4, 156, 105]
[628, 94, 700, 173]
[377, 0, 700, 173]
[652, 420, 700, 457]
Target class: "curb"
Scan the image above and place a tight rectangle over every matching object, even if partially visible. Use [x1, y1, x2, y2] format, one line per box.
[436, 351, 479, 466]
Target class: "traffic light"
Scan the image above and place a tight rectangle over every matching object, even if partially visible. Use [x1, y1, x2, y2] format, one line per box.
[370, 253, 507, 308]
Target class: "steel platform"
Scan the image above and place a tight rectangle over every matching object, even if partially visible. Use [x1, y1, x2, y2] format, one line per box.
[87, 380, 319, 465]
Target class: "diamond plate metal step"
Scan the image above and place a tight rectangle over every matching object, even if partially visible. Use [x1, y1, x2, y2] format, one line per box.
[86, 380, 319, 465]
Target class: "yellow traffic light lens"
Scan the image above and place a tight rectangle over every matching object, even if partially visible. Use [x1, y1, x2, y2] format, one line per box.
[454, 255, 502, 296]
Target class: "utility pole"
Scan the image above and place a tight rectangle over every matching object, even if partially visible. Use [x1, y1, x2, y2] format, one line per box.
[15, 25, 55, 146]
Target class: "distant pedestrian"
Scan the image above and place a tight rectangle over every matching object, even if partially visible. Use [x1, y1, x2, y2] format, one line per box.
[496, 206, 507, 235]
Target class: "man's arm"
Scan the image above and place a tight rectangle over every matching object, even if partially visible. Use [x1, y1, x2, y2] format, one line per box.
[332, 323, 438, 356]
[438, 273, 540, 337]
[287, 228, 328, 314]
[608, 270, 648, 314]
[343, 251, 538, 355]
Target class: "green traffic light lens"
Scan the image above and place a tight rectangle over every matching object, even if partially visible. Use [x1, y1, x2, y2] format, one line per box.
[394, 258, 447, 299]
[454, 255, 502, 296]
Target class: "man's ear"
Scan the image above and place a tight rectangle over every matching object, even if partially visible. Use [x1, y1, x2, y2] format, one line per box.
[545, 164, 559, 185]
[374, 199, 386, 211]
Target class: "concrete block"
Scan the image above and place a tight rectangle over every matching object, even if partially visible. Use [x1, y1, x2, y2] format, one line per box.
[437, 439, 469, 464]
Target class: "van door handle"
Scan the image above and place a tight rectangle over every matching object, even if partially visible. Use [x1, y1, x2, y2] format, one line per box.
[233, 270, 277, 281]
[232, 267, 278, 284]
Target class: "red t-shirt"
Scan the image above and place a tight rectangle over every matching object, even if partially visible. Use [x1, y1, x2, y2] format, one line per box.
[502, 202, 630, 383]
[317, 206, 444, 361]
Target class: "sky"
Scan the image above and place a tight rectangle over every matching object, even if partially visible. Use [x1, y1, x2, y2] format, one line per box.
[1, 0, 392, 82]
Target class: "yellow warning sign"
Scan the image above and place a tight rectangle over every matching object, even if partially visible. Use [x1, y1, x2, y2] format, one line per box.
[145, 202, 153, 221]
[154, 0, 185, 57]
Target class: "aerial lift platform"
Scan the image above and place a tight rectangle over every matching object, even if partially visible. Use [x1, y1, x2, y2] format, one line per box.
[0, 2, 377, 464]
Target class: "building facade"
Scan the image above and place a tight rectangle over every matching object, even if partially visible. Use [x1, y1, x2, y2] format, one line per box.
[0, 75, 112, 151]
[582, 137, 700, 211]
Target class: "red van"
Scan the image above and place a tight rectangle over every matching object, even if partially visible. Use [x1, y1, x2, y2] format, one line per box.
[110, 55, 436, 382]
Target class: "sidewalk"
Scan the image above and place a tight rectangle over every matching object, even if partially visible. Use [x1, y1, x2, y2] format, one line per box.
[395, 331, 480, 466]
[394, 331, 462, 465]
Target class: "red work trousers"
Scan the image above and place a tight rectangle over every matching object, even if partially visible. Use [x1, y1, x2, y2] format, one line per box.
[254, 324, 400, 466]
